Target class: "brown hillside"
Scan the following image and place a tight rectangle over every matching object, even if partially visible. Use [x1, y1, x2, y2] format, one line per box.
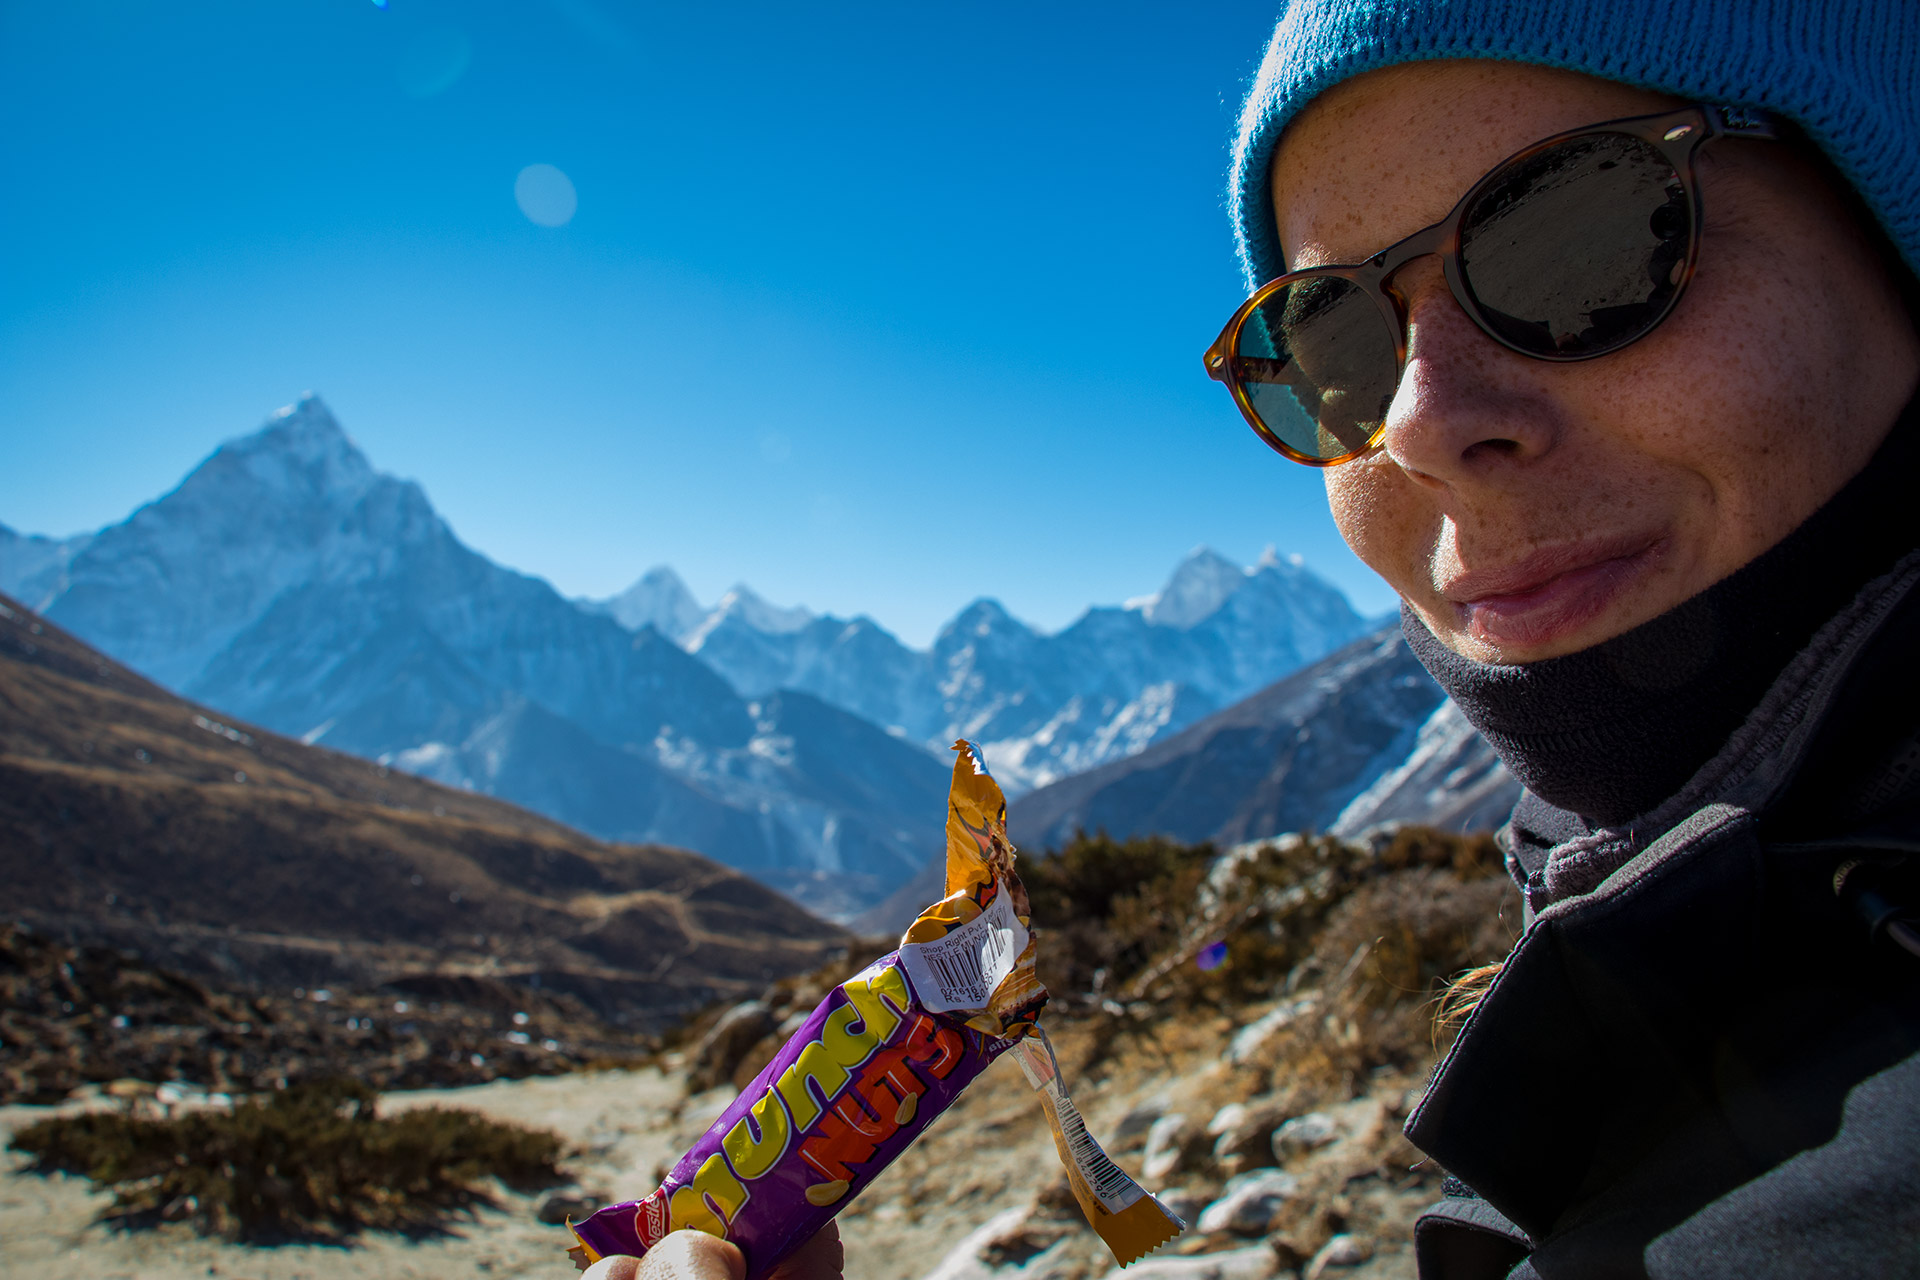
[0, 593, 845, 1031]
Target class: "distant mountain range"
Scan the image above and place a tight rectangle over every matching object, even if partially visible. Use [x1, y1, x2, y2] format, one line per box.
[849, 629, 1517, 934]
[583, 540, 1373, 796]
[2, 395, 1508, 915]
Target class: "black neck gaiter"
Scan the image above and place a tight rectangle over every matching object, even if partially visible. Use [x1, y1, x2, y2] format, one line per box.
[1405, 397, 1920, 828]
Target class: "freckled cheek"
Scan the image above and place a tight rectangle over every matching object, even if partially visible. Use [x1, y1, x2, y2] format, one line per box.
[1324, 464, 1437, 598]
[1623, 275, 1841, 563]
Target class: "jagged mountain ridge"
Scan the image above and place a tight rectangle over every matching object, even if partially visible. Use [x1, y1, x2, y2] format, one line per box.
[3, 398, 949, 916]
[589, 545, 1373, 794]
[1006, 625, 1519, 855]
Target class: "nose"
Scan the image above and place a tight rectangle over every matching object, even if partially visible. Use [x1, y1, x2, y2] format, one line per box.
[1373, 259, 1561, 487]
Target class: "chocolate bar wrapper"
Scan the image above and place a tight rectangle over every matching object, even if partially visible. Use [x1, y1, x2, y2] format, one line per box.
[570, 948, 1025, 1277]
[567, 742, 1179, 1276]
[568, 743, 1046, 1278]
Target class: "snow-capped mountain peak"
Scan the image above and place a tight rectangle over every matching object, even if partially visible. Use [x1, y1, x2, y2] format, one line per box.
[1255, 544, 1305, 571]
[697, 585, 814, 640]
[9, 396, 955, 918]
[1129, 546, 1247, 629]
[584, 549, 1372, 795]
[594, 565, 706, 641]
[220, 394, 375, 507]
[943, 597, 1031, 641]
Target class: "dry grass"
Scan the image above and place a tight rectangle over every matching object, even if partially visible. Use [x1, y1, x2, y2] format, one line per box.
[1023, 827, 1520, 1096]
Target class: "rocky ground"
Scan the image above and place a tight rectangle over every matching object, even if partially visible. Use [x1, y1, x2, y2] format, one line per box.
[0, 922, 660, 1104]
[0, 828, 1518, 1280]
[0, 1005, 1433, 1280]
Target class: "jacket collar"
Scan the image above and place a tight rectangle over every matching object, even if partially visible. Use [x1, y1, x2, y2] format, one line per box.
[1407, 550, 1920, 1240]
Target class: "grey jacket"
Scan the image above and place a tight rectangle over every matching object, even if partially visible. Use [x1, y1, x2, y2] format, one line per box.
[1409, 551, 1920, 1278]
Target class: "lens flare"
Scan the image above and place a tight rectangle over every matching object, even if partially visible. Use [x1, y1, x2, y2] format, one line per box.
[1196, 941, 1229, 972]
[515, 164, 578, 228]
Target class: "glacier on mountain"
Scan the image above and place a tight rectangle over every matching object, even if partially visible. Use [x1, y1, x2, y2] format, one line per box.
[1005, 627, 1517, 859]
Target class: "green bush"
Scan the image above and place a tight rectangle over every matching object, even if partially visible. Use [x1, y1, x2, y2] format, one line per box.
[9, 1077, 565, 1241]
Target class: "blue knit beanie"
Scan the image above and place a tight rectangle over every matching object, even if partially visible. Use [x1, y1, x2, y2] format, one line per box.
[1231, 0, 1920, 290]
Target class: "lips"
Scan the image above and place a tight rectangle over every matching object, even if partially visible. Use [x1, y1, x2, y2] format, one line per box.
[1441, 535, 1667, 653]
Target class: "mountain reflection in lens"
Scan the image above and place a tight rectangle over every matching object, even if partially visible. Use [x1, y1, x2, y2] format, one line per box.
[1233, 276, 1398, 461]
[1460, 134, 1689, 355]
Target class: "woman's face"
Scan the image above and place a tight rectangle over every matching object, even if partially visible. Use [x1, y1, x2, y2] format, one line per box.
[1271, 61, 1920, 664]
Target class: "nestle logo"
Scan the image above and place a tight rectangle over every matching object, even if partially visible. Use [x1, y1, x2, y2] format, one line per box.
[634, 1189, 671, 1248]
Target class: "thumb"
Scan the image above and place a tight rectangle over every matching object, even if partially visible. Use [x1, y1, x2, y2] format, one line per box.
[607, 1231, 746, 1280]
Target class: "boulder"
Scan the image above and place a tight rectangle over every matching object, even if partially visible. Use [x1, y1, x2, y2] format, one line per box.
[1112, 1092, 1172, 1152]
[1196, 1169, 1298, 1235]
[1142, 1112, 1193, 1183]
[687, 1000, 777, 1091]
[1271, 1111, 1339, 1158]
[1098, 1245, 1278, 1280]
[1304, 1234, 1372, 1278]
[1210, 1100, 1288, 1173]
[1205, 1102, 1247, 1137]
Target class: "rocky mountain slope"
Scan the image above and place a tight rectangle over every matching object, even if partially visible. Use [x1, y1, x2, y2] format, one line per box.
[1, 398, 950, 915]
[1007, 628, 1517, 857]
[1328, 700, 1520, 839]
[0, 591, 845, 1033]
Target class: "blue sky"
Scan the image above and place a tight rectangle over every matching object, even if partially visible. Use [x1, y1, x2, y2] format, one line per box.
[0, 0, 1397, 645]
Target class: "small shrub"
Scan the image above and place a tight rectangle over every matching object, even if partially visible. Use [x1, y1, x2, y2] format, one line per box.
[9, 1077, 565, 1241]
[1020, 826, 1520, 1090]
[1022, 832, 1216, 998]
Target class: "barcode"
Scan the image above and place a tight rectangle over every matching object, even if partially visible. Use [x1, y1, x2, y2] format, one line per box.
[1051, 1083, 1139, 1212]
[900, 888, 1029, 1014]
[928, 945, 988, 1003]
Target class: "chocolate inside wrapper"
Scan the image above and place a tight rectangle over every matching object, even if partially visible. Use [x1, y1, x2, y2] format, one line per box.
[565, 741, 1182, 1277]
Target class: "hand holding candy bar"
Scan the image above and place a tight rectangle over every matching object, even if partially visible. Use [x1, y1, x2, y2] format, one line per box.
[582, 1224, 842, 1280]
[566, 743, 1180, 1279]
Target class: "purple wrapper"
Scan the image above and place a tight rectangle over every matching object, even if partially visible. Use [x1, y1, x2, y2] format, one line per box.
[572, 951, 1020, 1279]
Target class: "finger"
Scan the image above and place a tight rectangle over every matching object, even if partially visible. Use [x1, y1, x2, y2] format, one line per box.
[583, 1257, 641, 1280]
[767, 1221, 845, 1280]
[631, 1230, 748, 1280]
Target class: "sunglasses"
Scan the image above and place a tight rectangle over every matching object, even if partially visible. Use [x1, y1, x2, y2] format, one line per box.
[1204, 103, 1779, 466]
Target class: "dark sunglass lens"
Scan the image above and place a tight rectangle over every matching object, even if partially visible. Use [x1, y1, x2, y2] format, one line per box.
[1232, 276, 1399, 461]
[1458, 133, 1691, 357]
